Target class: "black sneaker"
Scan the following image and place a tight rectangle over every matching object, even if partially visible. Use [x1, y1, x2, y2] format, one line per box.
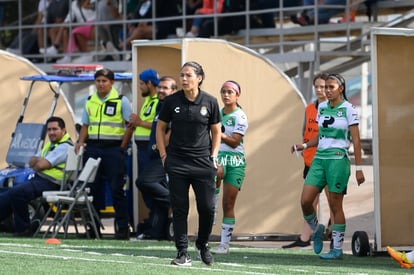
[196, 243, 214, 266]
[115, 227, 130, 240]
[282, 237, 311, 249]
[171, 250, 192, 266]
[78, 228, 102, 239]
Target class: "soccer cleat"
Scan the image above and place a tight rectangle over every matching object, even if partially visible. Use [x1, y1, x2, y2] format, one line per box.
[319, 249, 343, 260]
[195, 243, 214, 266]
[282, 237, 311, 249]
[387, 246, 413, 269]
[212, 244, 229, 254]
[312, 224, 325, 254]
[171, 251, 192, 266]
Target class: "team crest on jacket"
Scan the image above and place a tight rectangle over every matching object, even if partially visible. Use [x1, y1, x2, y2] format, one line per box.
[200, 106, 208, 116]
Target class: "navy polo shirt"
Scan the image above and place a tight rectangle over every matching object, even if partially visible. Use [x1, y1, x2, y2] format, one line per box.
[158, 90, 221, 158]
[148, 100, 164, 159]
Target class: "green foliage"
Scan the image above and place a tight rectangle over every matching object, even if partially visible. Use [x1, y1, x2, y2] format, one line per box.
[0, 233, 408, 274]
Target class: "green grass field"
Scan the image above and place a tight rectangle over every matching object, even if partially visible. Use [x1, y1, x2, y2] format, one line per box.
[0, 233, 407, 274]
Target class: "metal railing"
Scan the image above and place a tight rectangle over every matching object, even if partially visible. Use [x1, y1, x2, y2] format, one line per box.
[1, 0, 413, 78]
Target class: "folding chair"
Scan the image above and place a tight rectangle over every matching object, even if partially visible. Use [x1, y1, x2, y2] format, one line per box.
[33, 146, 83, 237]
[43, 157, 102, 239]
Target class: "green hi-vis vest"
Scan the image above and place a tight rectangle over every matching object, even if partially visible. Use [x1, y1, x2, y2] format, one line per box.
[134, 94, 158, 141]
[40, 132, 72, 181]
[86, 88, 125, 141]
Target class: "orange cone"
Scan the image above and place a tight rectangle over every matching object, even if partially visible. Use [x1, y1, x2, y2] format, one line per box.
[45, 238, 62, 245]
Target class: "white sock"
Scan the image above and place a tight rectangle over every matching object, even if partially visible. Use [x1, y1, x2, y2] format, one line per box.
[332, 230, 344, 250]
[406, 250, 414, 263]
[304, 212, 318, 231]
[221, 223, 234, 247]
[213, 192, 220, 224]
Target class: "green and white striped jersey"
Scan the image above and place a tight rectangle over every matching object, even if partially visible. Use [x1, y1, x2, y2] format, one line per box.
[315, 100, 359, 160]
[220, 107, 248, 154]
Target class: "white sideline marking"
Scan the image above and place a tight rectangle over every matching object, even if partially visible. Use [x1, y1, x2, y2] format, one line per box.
[0, 249, 279, 275]
[0, 249, 135, 263]
[0, 243, 277, 274]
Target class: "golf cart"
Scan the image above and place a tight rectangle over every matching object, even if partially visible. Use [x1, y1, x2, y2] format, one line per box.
[0, 69, 133, 232]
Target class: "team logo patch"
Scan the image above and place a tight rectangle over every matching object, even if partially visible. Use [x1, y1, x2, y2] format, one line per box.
[200, 106, 208, 116]
[337, 107, 345, 117]
[225, 117, 235, 126]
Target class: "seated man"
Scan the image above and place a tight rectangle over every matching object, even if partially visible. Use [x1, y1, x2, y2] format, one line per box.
[0, 116, 72, 237]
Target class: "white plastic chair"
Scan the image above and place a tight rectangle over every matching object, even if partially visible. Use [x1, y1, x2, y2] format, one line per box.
[43, 157, 102, 239]
[33, 146, 83, 237]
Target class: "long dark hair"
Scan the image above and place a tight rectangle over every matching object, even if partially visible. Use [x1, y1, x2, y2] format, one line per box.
[327, 73, 347, 100]
[181, 61, 205, 87]
[313, 72, 329, 84]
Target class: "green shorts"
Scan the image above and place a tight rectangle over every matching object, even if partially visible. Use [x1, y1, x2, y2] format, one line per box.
[218, 152, 246, 190]
[304, 157, 350, 194]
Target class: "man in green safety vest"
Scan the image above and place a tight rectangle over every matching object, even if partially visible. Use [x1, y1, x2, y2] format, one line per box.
[0, 116, 72, 237]
[131, 68, 160, 175]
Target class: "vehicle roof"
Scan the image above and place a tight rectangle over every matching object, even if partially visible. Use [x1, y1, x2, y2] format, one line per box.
[20, 73, 132, 82]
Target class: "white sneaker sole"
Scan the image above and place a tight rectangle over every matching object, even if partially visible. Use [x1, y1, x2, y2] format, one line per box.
[212, 249, 229, 255]
[170, 259, 192, 266]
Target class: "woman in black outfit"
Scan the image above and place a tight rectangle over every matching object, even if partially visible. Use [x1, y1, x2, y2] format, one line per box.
[156, 61, 221, 266]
